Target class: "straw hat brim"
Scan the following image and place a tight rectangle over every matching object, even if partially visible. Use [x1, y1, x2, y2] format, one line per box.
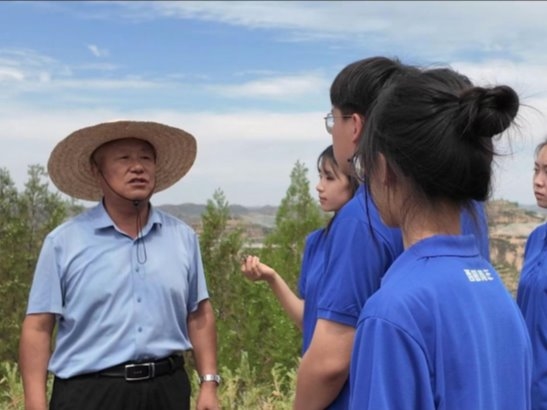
[47, 120, 197, 201]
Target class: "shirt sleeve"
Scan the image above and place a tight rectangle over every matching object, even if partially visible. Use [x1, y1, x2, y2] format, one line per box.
[187, 231, 209, 313]
[298, 250, 309, 300]
[317, 216, 394, 327]
[350, 317, 435, 410]
[26, 235, 64, 315]
[298, 230, 321, 299]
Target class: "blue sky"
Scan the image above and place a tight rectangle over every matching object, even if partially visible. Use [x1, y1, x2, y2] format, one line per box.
[1, 1, 547, 207]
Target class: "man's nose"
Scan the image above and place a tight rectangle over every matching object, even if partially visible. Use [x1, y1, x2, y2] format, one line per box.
[129, 159, 145, 172]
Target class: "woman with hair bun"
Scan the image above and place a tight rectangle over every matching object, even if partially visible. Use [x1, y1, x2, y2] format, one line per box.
[349, 74, 532, 409]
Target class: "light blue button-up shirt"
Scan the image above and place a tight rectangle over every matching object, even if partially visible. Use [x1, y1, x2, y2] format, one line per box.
[26, 202, 209, 378]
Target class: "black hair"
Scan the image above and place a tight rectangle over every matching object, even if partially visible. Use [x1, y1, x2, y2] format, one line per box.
[422, 67, 473, 90]
[359, 72, 519, 208]
[330, 56, 419, 117]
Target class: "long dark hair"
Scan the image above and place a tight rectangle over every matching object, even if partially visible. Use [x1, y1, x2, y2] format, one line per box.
[359, 72, 519, 212]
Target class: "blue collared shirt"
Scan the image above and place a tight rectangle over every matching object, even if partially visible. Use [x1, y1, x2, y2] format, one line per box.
[26, 202, 209, 378]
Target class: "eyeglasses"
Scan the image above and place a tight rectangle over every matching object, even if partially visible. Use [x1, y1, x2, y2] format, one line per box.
[324, 112, 352, 134]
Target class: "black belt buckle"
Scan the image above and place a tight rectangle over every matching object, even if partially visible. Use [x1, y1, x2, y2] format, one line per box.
[124, 362, 156, 381]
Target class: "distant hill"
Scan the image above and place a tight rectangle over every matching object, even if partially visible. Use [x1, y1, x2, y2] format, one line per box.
[157, 203, 278, 232]
[517, 203, 547, 215]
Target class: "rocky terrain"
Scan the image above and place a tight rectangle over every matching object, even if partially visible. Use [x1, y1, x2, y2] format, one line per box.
[487, 200, 547, 295]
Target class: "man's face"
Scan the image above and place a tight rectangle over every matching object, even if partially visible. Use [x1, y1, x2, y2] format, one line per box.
[92, 138, 156, 202]
[329, 107, 363, 175]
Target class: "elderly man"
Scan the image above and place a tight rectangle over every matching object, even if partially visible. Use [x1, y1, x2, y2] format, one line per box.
[19, 121, 220, 410]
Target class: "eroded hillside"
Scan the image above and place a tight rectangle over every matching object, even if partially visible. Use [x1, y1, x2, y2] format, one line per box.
[488, 200, 547, 295]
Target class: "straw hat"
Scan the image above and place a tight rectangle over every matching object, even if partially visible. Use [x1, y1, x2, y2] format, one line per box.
[47, 120, 197, 201]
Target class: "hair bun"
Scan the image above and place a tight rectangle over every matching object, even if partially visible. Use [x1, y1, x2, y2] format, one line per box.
[457, 85, 519, 141]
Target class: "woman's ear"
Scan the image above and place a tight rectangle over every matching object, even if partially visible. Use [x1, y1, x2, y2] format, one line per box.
[377, 153, 395, 187]
[385, 160, 399, 189]
[376, 153, 403, 227]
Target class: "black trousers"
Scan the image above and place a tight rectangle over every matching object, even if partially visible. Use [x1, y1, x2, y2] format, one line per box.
[49, 367, 191, 410]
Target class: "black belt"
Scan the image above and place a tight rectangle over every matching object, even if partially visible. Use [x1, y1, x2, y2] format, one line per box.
[98, 355, 184, 382]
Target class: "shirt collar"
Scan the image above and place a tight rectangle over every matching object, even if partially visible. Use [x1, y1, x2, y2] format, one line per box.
[406, 234, 480, 259]
[90, 201, 163, 234]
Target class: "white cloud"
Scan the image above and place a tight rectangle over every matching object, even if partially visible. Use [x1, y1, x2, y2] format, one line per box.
[4, 2, 547, 207]
[4, 90, 543, 208]
[3, 54, 547, 207]
[0, 47, 332, 106]
[52, 77, 158, 90]
[0, 67, 24, 81]
[111, 1, 547, 62]
[0, 106, 326, 143]
[87, 44, 109, 58]
[0, 48, 69, 90]
[0, 48, 167, 94]
[208, 73, 328, 99]
[73, 62, 118, 71]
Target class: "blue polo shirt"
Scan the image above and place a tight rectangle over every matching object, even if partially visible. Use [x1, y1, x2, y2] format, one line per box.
[298, 228, 327, 354]
[517, 223, 547, 409]
[351, 235, 531, 410]
[26, 202, 209, 378]
[316, 185, 404, 408]
[317, 185, 403, 327]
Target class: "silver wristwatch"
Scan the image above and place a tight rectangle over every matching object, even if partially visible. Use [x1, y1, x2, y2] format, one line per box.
[199, 374, 221, 385]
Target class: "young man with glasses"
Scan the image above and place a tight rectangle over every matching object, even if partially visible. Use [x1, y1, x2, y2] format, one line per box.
[293, 56, 412, 409]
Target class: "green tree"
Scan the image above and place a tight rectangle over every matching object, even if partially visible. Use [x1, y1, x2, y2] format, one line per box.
[0, 165, 82, 363]
[200, 188, 246, 318]
[208, 160, 326, 383]
[252, 160, 325, 374]
[261, 160, 326, 286]
[198, 189, 248, 375]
